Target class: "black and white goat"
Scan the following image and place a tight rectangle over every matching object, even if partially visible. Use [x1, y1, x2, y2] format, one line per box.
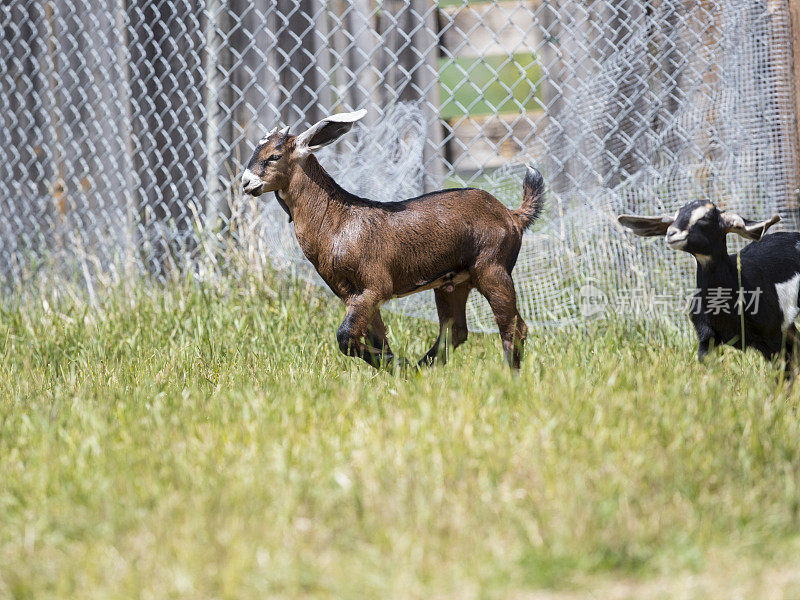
[618, 200, 800, 368]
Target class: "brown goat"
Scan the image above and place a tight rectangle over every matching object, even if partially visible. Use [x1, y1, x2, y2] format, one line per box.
[241, 110, 545, 369]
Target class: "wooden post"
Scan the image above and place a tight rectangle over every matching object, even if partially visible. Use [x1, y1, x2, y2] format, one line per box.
[205, 0, 234, 228]
[342, 0, 380, 126]
[765, 0, 800, 225]
[383, 0, 443, 191]
[788, 0, 800, 215]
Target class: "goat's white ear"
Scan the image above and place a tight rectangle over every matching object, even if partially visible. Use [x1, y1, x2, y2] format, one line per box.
[258, 126, 277, 144]
[294, 109, 367, 157]
[257, 126, 289, 145]
[617, 214, 674, 237]
[721, 212, 781, 241]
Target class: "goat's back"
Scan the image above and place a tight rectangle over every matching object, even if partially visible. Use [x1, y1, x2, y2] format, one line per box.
[330, 187, 524, 296]
[739, 232, 800, 285]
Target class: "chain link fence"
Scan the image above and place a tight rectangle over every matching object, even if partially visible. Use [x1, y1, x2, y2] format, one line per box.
[2, 1, 798, 330]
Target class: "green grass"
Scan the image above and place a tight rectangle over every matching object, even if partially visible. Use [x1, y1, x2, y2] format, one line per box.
[439, 53, 543, 119]
[2, 273, 800, 598]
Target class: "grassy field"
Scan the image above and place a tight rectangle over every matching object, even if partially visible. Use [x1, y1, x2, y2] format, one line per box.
[2, 273, 800, 599]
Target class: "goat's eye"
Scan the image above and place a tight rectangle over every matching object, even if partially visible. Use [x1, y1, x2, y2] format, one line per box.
[262, 155, 280, 165]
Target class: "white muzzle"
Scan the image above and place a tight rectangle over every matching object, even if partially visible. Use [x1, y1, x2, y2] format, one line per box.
[241, 169, 262, 194]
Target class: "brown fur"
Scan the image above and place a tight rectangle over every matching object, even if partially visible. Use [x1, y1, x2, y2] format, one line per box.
[242, 126, 545, 369]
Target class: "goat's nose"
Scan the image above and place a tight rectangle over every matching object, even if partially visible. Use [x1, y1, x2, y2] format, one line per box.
[666, 226, 685, 239]
[665, 227, 688, 248]
[241, 169, 260, 191]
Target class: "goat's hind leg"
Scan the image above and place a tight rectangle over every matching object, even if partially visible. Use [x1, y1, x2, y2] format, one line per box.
[780, 325, 800, 379]
[473, 265, 527, 369]
[419, 283, 471, 367]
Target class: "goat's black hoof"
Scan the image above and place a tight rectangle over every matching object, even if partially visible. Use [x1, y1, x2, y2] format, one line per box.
[373, 355, 411, 372]
[417, 355, 436, 368]
[417, 352, 447, 368]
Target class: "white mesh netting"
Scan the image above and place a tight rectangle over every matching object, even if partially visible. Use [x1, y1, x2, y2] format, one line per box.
[253, 1, 799, 332]
[1, 0, 798, 333]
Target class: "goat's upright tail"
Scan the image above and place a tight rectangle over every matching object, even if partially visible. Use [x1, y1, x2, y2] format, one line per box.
[514, 166, 545, 231]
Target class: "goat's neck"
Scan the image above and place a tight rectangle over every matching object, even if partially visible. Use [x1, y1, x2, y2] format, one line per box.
[694, 248, 737, 292]
[281, 156, 349, 259]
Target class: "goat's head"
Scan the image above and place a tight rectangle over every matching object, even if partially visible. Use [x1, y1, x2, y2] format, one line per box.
[618, 200, 781, 256]
[241, 109, 367, 197]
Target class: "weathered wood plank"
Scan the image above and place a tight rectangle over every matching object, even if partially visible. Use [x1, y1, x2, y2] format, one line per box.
[446, 111, 544, 172]
[440, 1, 542, 59]
[787, 0, 800, 210]
[378, 0, 445, 190]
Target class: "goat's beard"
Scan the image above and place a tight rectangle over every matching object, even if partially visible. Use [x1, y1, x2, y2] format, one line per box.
[274, 190, 293, 223]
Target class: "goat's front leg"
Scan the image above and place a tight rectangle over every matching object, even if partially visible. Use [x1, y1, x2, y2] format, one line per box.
[697, 333, 716, 362]
[692, 312, 716, 362]
[336, 293, 390, 369]
[366, 311, 404, 368]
